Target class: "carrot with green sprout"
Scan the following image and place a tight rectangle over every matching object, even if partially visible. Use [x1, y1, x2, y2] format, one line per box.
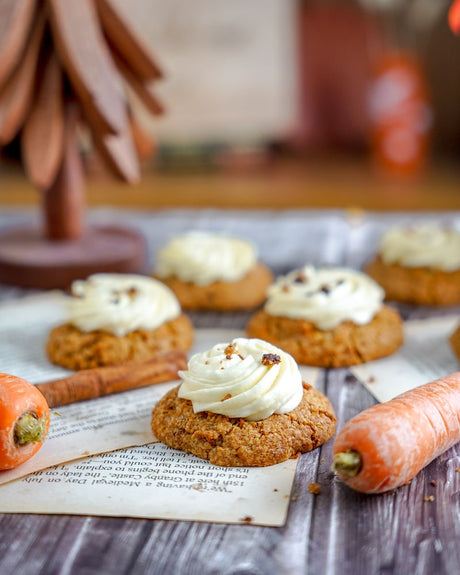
[0, 351, 186, 470]
[332, 372, 460, 494]
[0, 373, 50, 470]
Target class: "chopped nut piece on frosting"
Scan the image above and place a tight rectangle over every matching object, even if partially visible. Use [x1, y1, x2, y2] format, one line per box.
[262, 353, 281, 366]
[224, 343, 238, 358]
[294, 272, 308, 283]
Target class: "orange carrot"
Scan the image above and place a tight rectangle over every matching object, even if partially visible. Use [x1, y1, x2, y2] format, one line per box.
[0, 373, 50, 470]
[449, 0, 460, 34]
[332, 372, 460, 493]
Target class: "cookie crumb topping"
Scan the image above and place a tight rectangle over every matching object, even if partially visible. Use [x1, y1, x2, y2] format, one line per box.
[303, 279, 345, 299]
[294, 272, 308, 283]
[262, 353, 281, 366]
[110, 286, 138, 305]
[221, 393, 232, 402]
[127, 286, 138, 297]
[224, 343, 238, 359]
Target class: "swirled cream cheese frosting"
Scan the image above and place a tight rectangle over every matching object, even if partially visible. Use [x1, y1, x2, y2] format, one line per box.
[178, 338, 303, 421]
[68, 273, 181, 336]
[378, 224, 460, 271]
[265, 266, 384, 331]
[155, 231, 257, 286]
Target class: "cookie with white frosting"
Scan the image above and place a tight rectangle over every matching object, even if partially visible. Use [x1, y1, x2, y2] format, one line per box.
[151, 338, 336, 467]
[365, 224, 460, 305]
[154, 231, 273, 310]
[246, 266, 403, 367]
[47, 274, 193, 370]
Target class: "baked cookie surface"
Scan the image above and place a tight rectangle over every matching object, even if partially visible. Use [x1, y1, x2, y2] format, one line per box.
[157, 262, 273, 311]
[246, 305, 403, 367]
[47, 313, 194, 370]
[365, 257, 460, 306]
[151, 383, 336, 467]
[450, 324, 460, 360]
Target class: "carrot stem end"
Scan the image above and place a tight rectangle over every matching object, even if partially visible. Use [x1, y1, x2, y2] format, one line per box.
[332, 450, 362, 478]
[14, 413, 48, 446]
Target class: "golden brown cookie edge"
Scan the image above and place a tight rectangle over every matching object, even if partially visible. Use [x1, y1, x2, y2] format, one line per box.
[151, 384, 337, 467]
[153, 262, 273, 311]
[246, 305, 403, 367]
[46, 313, 194, 370]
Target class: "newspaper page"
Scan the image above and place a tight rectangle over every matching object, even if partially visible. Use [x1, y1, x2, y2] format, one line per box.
[351, 316, 460, 403]
[0, 293, 318, 526]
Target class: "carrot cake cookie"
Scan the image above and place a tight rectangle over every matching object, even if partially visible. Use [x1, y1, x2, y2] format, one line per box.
[246, 266, 403, 367]
[154, 231, 273, 310]
[365, 224, 460, 306]
[47, 273, 193, 370]
[151, 337, 336, 466]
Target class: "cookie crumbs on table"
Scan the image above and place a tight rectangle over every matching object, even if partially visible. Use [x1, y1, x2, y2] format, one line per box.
[308, 482, 322, 495]
[240, 516, 254, 524]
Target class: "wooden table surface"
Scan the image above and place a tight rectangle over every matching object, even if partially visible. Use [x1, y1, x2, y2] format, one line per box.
[1, 154, 460, 211]
[0, 206, 459, 575]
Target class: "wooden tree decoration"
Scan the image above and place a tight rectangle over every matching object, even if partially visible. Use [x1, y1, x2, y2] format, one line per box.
[0, 0, 163, 288]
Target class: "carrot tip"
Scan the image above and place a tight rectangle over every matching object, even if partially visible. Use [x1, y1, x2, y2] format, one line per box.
[332, 450, 362, 478]
[14, 413, 48, 446]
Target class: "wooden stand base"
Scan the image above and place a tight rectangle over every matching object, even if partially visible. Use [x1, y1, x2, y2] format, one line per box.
[0, 225, 147, 289]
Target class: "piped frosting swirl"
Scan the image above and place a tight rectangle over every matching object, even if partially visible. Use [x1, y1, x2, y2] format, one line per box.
[178, 338, 303, 421]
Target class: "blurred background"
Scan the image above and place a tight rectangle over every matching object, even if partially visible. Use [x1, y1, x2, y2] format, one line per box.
[1, 0, 460, 211]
